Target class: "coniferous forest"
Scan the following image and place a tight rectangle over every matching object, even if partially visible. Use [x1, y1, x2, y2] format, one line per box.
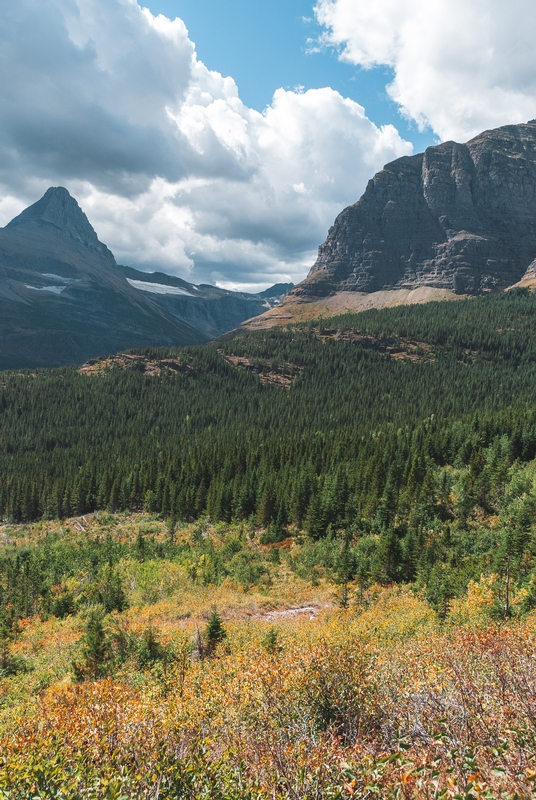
[4, 290, 536, 797]
[3, 290, 536, 595]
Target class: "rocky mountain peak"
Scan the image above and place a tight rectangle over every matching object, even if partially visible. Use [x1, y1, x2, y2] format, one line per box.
[6, 187, 103, 252]
[299, 121, 536, 298]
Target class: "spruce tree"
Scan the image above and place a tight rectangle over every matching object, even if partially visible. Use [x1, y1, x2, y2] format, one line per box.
[73, 609, 110, 681]
[204, 609, 226, 656]
[0, 606, 16, 674]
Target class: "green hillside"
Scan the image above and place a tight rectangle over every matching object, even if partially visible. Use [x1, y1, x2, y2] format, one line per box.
[1, 289, 536, 608]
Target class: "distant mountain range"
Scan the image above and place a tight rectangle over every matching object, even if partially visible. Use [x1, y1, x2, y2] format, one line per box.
[237, 120, 536, 331]
[6, 120, 536, 365]
[0, 187, 292, 369]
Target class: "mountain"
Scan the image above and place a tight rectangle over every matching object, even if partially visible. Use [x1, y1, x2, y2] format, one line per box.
[0, 188, 292, 369]
[237, 120, 536, 331]
[117, 264, 292, 341]
[0, 187, 205, 369]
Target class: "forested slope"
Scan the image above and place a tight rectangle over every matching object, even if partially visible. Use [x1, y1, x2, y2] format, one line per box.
[3, 289, 536, 605]
[5, 290, 536, 798]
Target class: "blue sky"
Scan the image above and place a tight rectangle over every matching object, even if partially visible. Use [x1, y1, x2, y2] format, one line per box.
[1, 0, 534, 290]
[144, 0, 438, 154]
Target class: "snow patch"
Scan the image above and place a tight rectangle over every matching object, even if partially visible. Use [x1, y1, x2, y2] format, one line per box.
[127, 278, 194, 296]
[25, 284, 66, 294]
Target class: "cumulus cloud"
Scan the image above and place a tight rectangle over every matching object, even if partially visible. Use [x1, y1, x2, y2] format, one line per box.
[315, 0, 536, 143]
[0, 0, 411, 289]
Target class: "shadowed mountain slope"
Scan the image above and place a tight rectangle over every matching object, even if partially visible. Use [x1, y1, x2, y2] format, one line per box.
[0, 188, 292, 369]
[0, 188, 205, 369]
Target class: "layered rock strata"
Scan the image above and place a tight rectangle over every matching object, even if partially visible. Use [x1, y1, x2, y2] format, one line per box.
[303, 121, 536, 297]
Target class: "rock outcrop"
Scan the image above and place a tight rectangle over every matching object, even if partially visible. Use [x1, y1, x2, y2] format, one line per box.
[300, 121, 536, 298]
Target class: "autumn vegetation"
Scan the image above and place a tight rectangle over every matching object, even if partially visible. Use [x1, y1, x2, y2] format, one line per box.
[0, 510, 535, 798]
[3, 291, 536, 795]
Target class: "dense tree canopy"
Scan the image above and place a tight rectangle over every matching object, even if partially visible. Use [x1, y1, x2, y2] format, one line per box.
[2, 288, 536, 609]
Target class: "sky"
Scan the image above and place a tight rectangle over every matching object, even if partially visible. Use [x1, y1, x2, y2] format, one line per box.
[143, 0, 437, 152]
[0, 0, 535, 292]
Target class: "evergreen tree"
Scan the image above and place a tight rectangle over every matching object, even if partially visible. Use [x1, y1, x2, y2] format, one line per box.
[137, 626, 167, 668]
[371, 529, 401, 584]
[167, 514, 177, 544]
[305, 490, 327, 540]
[333, 534, 356, 608]
[98, 564, 127, 614]
[204, 609, 226, 656]
[262, 627, 282, 654]
[73, 609, 110, 681]
[0, 605, 16, 674]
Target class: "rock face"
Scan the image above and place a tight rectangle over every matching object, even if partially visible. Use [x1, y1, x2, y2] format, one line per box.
[303, 121, 536, 297]
[0, 188, 292, 369]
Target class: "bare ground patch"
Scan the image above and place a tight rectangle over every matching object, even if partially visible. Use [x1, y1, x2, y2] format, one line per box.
[219, 352, 302, 388]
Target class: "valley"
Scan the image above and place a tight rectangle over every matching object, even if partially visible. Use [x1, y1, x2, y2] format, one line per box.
[2, 290, 536, 794]
[3, 121, 536, 798]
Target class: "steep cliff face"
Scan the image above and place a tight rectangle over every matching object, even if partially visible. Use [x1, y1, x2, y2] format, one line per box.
[303, 121, 536, 297]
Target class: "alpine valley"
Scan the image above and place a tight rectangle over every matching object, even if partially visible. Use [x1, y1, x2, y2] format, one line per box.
[5, 122, 536, 799]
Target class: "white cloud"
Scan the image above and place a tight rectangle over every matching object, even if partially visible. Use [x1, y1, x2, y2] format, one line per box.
[0, 0, 411, 289]
[315, 0, 536, 143]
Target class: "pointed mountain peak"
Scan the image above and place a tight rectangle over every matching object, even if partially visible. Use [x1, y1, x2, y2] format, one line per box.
[6, 187, 101, 250]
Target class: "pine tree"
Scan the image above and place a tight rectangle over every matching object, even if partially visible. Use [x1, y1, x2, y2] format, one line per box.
[334, 534, 356, 608]
[262, 627, 282, 654]
[167, 514, 177, 544]
[0, 606, 16, 673]
[137, 626, 167, 668]
[372, 528, 401, 584]
[304, 490, 327, 540]
[73, 609, 110, 681]
[99, 564, 127, 614]
[204, 609, 226, 656]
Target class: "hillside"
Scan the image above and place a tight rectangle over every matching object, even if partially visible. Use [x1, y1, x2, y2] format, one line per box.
[2, 511, 536, 798]
[3, 291, 536, 795]
[2, 291, 536, 593]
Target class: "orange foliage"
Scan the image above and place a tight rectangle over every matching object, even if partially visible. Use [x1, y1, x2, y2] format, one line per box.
[2, 591, 536, 797]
